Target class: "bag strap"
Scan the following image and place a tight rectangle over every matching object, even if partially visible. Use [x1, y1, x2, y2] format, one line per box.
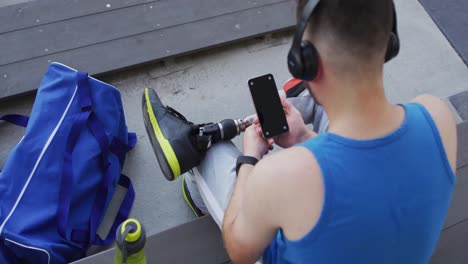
[84, 116, 136, 246]
[70, 174, 135, 246]
[110, 132, 137, 165]
[57, 71, 136, 247]
[83, 112, 112, 245]
[0, 114, 29, 127]
[96, 174, 135, 246]
[83, 120, 137, 246]
[57, 72, 94, 242]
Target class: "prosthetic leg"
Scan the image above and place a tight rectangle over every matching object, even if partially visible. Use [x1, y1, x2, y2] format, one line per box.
[142, 78, 317, 181]
[142, 88, 254, 181]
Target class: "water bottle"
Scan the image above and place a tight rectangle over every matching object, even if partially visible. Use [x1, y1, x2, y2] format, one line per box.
[114, 218, 147, 264]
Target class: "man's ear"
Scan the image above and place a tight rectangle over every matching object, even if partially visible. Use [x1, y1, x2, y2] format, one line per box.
[311, 56, 323, 83]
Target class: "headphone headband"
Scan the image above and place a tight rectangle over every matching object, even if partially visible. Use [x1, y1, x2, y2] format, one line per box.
[291, 0, 320, 52]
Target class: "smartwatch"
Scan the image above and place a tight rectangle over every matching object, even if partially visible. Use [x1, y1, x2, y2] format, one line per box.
[236, 156, 259, 176]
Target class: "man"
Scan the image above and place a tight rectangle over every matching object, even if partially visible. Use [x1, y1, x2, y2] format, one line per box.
[142, 0, 457, 263]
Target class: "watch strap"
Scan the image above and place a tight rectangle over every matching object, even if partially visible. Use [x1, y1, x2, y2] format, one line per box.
[236, 156, 259, 176]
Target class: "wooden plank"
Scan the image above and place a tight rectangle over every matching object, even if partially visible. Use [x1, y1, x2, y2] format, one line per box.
[0, 0, 33, 9]
[0, 0, 285, 66]
[0, 0, 156, 33]
[457, 122, 468, 169]
[0, 1, 296, 99]
[430, 219, 468, 264]
[444, 166, 468, 229]
[443, 122, 468, 228]
[71, 216, 230, 264]
[418, 0, 468, 66]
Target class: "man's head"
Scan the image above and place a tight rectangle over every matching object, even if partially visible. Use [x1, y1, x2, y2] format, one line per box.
[292, 0, 396, 105]
[296, 0, 395, 69]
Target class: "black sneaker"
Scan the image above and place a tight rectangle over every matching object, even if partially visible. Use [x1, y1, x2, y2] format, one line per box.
[142, 88, 207, 181]
[181, 175, 205, 217]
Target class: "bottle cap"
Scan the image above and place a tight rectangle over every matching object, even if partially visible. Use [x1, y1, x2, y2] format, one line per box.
[121, 218, 141, 243]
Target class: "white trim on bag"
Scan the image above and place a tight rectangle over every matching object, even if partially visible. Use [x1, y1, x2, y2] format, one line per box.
[0, 84, 79, 235]
[51, 62, 119, 91]
[5, 238, 51, 264]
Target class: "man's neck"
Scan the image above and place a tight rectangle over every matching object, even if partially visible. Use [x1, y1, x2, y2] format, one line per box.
[320, 77, 405, 140]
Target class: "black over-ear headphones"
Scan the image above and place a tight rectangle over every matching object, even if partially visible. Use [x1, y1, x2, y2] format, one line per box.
[287, 0, 400, 81]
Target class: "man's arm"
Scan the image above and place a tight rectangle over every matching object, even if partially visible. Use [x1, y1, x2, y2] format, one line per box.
[222, 162, 278, 263]
[412, 94, 457, 172]
[222, 146, 324, 263]
[222, 100, 322, 263]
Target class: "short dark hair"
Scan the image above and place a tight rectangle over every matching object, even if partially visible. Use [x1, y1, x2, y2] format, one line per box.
[297, 0, 393, 63]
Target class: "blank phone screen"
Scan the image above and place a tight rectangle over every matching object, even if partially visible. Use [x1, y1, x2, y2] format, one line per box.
[248, 74, 289, 138]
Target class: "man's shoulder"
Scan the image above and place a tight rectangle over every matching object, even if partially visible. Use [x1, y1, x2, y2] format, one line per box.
[412, 94, 451, 115]
[411, 94, 457, 171]
[257, 146, 322, 182]
[253, 146, 325, 240]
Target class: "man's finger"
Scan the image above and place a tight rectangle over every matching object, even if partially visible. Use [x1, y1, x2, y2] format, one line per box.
[256, 126, 263, 137]
[253, 116, 260, 125]
[268, 138, 274, 145]
[280, 96, 291, 110]
[272, 136, 279, 143]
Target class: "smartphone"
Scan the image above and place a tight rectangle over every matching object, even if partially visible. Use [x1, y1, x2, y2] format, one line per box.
[248, 74, 289, 138]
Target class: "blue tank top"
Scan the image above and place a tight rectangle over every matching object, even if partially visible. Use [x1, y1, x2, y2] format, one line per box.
[263, 103, 456, 264]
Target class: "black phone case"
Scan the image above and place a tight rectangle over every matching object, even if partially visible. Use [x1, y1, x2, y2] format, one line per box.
[248, 74, 289, 138]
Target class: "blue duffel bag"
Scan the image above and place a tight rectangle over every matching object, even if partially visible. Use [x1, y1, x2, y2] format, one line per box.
[0, 63, 136, 263]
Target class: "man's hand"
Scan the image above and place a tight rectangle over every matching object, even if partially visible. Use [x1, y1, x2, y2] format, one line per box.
[243, 121, 273, 160]
[273, 96, 315, 148]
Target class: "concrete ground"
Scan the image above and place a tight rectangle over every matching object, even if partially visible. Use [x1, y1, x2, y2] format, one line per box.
[1, 0, 467, 238]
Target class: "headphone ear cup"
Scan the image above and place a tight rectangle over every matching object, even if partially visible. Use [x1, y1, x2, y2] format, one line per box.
[301, 41, 319, 80]
[385, 32, 400, 63]
[287, 49, 304, 79]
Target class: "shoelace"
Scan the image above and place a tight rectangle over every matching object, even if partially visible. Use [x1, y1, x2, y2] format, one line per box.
[163, 105, 210, 152]
[163, 105, 189, 122]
